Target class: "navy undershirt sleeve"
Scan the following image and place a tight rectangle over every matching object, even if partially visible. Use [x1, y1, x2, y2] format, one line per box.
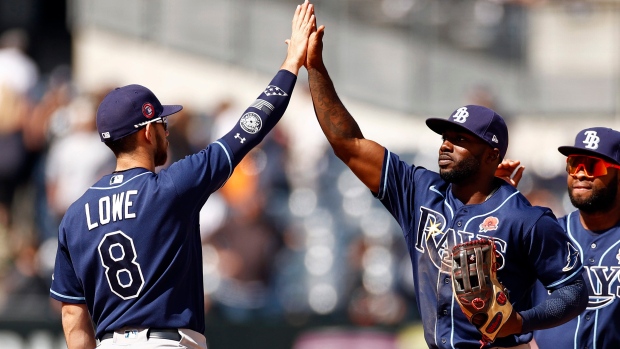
[520, 277, 588, 333]
[220, 69, 297, 167]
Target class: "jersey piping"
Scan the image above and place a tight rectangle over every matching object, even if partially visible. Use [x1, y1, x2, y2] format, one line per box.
[461, 191, 520, 232]
[378, 150, 391, 201]
[50, 289, 86, 301]
[90, 171, 151, 190]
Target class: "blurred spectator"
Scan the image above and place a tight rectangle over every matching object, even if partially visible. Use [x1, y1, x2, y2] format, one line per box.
[44, 94, 115, 229]
[464, 83, 512, 126]
[525, 186, 565, 218]
[166, 107, 197, 162]
[0, 238, 51, 319]
[204, 153, 285, 322]
[0, 85, 30, 227]
[294, 328, 398, 349]
[0, 28, 38, 95]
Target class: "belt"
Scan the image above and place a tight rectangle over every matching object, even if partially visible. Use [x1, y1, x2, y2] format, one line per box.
[100, 328, 181, 341]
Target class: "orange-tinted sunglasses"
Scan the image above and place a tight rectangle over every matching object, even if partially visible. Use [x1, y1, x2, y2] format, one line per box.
[566, 155, 620, 178]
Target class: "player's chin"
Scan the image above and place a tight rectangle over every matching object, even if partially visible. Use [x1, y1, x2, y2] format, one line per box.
[438, 166, 453, 175]
[568, 189, 591, 204]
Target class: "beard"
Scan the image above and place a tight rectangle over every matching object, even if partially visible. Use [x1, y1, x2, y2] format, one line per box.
[439, 155, 481, 184]
[154, 130, 168, 167]
[569, 174, 618, 213]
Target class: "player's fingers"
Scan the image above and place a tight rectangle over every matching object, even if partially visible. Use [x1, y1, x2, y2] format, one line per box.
[303, 15, 315, 34]
[310, 15, 318, 33]
[285, 39, 291, 46]
[296, 0, 309, 29]
[303, 3, 314, 27]
[293, 4, 301, 29]
[512, 166, 525, 187]
[317, 25, 325, 37]
[309, 24, 324, 43]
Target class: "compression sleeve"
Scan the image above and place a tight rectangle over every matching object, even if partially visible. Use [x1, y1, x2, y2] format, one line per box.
[220, 69, 297, 167]
[520, 277, 588, 333]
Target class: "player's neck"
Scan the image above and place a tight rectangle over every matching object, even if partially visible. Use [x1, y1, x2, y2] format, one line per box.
[115, 149, 156, 173]
[452, 178, 500, 205]
[579, 197, 620, 232]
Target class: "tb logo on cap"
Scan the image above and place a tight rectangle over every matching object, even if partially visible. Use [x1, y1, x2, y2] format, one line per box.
[452, 107, 469, 123]
[583, 130, 600, 149]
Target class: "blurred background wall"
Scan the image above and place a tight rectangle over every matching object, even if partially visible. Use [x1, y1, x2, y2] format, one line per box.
[0, 0, 619, 348]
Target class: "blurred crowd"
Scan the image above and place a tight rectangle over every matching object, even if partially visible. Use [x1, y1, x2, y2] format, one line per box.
[0, 25, 571, 347]
[0, 27, 421, 333]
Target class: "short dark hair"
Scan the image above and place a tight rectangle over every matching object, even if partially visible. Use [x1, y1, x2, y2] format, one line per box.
[104, 131, 140, 156]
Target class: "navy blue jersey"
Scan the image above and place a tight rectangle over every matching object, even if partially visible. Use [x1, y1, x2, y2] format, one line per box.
[533, 211, 620, 349]
[50, 70, 297, 339]
[376, 150, 583, 349]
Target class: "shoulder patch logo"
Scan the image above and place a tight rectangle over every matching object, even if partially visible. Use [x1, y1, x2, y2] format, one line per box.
[110, 174, 124, 185]
[239, 112, 262, 134]
[562, 242, 579, 272]
[479, 216, 499, 233]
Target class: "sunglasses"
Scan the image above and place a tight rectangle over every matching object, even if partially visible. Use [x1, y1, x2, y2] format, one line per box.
[145, 116, 168, 132]
[566, 155, 620, 178]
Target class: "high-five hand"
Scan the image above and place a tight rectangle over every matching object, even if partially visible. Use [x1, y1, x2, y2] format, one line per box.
[282, 0, 316, 74]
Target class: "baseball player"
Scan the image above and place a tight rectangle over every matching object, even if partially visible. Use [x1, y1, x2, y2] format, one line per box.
[49, 2, 316, 348]
[304, 19, 588, 349]
[531, 127, 620, 349]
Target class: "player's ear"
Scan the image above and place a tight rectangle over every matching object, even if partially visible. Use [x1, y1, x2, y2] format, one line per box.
[487, 148, 501, 164]
[143, 124, 155, 144]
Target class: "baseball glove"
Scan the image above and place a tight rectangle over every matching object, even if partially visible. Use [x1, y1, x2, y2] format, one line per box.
[451, 239, 513, 344]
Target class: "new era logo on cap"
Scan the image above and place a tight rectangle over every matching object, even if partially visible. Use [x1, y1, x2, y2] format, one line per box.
[558, 127, 620, 165]
[96, 84, 183, 142]
[425, 105, 509, 159]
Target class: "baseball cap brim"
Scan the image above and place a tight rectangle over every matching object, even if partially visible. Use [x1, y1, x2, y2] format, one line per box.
[426, 118, 469, 135]
[558, 146, 620, 165]
[161, 105, 183, 117]
[425, 118, 491, 145]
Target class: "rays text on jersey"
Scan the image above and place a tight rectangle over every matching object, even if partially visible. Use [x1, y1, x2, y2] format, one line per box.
[416, 206, 507, 274]
[85, 190, 138, 230]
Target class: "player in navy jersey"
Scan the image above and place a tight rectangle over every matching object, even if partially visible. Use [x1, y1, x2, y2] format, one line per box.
[530, 127, 620, 349]
[49, 2, 316, 348]
[304, 16, 588, 349]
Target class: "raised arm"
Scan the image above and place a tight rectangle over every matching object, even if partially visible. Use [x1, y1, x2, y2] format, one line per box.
[220, 1, 315, 167]
[306, 25, 385, 193]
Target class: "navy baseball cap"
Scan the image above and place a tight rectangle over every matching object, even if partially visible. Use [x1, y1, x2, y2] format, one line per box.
[426, 105, 509, 159]
[96, 84, 183, 142]
[558, 127, 620, 165]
